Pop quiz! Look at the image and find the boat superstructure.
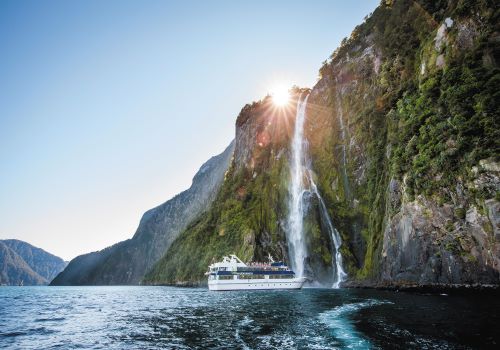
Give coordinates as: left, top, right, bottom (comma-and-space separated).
206, 254, 306, 291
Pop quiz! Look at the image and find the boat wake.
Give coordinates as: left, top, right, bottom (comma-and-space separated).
318, 299, 393, 349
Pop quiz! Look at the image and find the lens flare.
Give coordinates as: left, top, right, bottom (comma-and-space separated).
270, 84, 290, 106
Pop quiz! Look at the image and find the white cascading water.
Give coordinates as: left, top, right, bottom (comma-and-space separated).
286, 94, 310, 278
286, 94, 347, 288
309, 176, 347, 288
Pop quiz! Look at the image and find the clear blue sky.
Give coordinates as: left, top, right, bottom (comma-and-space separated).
0, 0, 379, 260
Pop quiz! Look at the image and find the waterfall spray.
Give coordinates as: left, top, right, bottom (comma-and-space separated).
309, 176, 347, 288
286, 94, 347, 288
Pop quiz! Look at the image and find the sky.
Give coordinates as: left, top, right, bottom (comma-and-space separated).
0, 0, 379, 261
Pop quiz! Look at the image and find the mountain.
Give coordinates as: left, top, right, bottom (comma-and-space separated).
0, 239, 67, 285
51, 141, 235, 285
144, 0, 499, 287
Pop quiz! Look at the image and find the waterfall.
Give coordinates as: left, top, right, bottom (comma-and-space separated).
309, 176, 347, 288
286, 94, 347, 288
286, 94, 310, 278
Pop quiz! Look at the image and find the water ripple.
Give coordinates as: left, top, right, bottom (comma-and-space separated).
0, 287, 498, 349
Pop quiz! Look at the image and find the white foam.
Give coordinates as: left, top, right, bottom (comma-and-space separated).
319, 299, 393, 349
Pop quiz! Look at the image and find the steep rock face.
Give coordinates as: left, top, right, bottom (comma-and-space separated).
51, 142, 234, 285
381, 163, 500, 286
147, 0, 499, 287
0, 240, 66, 285
305, 0, 499, 286
145, 96, 300, 284
146, 91, 351, 286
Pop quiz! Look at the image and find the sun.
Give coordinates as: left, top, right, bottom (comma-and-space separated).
270, 84, 291, 107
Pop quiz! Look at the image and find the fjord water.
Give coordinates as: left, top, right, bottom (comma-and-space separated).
1, 286, 499, 349
286, 95, 346, 287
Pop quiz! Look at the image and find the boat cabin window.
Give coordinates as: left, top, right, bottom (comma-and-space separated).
269, 274, 293, 279
218, 275, 233, 280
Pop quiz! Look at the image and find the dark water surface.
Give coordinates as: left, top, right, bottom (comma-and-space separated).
0, 286, 498, 349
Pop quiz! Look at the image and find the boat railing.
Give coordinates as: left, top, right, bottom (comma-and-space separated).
236, 266, 289, 272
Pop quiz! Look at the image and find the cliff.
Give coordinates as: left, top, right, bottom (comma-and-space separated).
0, 239, 66, 285
145, 0, 499, 287
51, 142, 234, 285
145, 94, 299, 284
306, 0, 499, 287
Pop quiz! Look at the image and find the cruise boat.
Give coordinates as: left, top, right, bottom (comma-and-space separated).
206, 254, 306, 291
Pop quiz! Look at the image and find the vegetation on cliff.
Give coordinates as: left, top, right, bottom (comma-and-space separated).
145, 97, 294, 284
308, 0, 499, 283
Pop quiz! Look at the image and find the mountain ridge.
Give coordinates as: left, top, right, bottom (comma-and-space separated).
51, 141, 235, 285
0, 239, 67, 285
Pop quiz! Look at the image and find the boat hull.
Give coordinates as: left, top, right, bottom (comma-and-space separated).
208, 277, 306, 291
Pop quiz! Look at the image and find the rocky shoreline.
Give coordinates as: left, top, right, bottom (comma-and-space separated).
148, 279, 500, 296
343, 281, 500, 295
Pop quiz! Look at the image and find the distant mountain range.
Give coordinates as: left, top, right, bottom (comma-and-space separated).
51, 141, 235, 285
0, 239, 67, 285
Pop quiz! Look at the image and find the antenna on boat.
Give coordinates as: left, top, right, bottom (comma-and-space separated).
268, 253, 274, 263
230, 254, 245, 264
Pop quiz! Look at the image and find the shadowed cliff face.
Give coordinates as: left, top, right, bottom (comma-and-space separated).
51, 142, 234, 285
147, 0, 499, 287
144, 95, 299, 284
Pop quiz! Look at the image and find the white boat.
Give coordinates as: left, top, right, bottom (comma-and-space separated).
206, 254, 306, 291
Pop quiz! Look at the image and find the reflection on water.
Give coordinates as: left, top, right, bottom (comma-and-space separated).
0, 286, 498, 349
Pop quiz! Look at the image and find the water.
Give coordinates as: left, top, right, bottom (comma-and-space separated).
286, 95, 346, 287
286, 94, 310, 278
310, 177, 347, 288
0, 286, 498, 349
